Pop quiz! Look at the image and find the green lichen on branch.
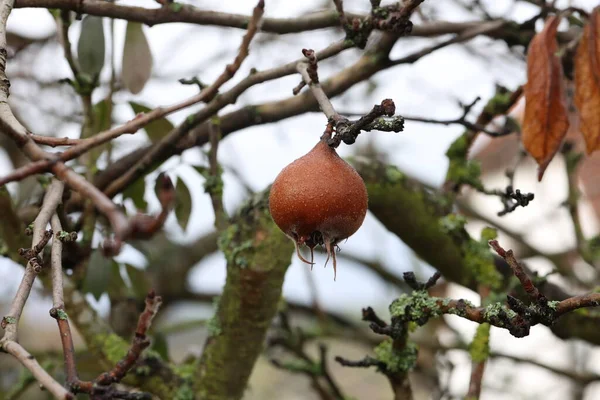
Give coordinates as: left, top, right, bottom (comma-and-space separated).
89, 333, 183, 398
390, 291, 445, 322
206, 295, 222, 336
195, 190, 294, 400
56, 309, 68, 320
482, 302, 518, 322
469, 323, 491, 363
389, 290, 477, 324
483, 87, 513, 116
439, 216, 502, 290
58, 283, 182, 400
374, 339, 418, 374
352, 159, 471, 287
445, 134, 484, 190
172, 363, 195, 400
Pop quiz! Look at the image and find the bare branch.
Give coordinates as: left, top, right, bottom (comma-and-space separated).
2, 179, 64, 341
94, 291, 162, 386
2, 340, 73, 399
0, 179, 70, 399
100, 0, 264, 199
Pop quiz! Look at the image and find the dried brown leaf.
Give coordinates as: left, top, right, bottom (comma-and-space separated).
574, 7, 600, 154
522, 15, 570, 181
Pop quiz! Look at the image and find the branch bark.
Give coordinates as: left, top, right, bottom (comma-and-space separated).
194, 191, 294, 400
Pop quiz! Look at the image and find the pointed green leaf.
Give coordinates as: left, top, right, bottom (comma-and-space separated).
129, 102, 174, 142
124, 263, 151, 300
122, 22, 153, 94
77, 16, 105, 78
175, 178, 192, 232
123, 177, 147, 211
82, 250, 112, 301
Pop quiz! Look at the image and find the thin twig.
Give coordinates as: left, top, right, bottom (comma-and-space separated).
94, 291, 162, 386
489, 240, 543, 302
339, 111, 511, 137
57, 10, 80, 77
332, 0, 347, 27
2, 340, 73, 399
207, 118, 227, 231
1, 41, 350, 190
28, 134, 86, 146
49, 213, 79, 389
0, 0, 130, 238
296, 51, 402, 147
0, 179, 69, 399
296, 55, 337, 120
101, 0, 264, 198
389, 19, 507, 66
1, 179, 64, 341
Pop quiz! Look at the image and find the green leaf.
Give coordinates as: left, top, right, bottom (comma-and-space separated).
82, 250, 112, 301
107, 262, 129, 299
175, 178, 192, 232
123, 177, 147, 211
192, 165, 209, 178
124, 263, 151, 300
92, 98, 112, 134
122, 22, 153, 94
77, 16, 105, 78
151, 332, 169, 360
129, 102, 174, 142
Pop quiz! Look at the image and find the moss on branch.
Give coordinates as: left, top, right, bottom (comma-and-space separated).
352, 158, 600, 345
195, 191, 294, 400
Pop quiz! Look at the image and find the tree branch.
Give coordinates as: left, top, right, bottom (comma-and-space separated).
2, 340, 72, 399
1, 179, 64, 341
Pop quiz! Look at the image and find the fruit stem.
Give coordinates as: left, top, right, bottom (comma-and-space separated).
320, 123, 334, 142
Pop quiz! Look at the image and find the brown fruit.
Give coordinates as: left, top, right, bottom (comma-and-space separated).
269, 136, 368, 280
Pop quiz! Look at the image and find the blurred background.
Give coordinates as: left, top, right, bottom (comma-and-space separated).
1, 0, 599, 399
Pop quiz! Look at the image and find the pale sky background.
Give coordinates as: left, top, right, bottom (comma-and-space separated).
1, 1, 599, 399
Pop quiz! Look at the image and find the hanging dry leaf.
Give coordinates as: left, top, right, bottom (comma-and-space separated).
122, 22, 153, 94
522, 15, 570, 181
574, 7, 600, 154
77, 16, 105, 79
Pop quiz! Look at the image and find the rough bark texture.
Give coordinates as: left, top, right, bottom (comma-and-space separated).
352, 158, 600, 345
351, 158, 468, 285
194, 191, 294, 400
